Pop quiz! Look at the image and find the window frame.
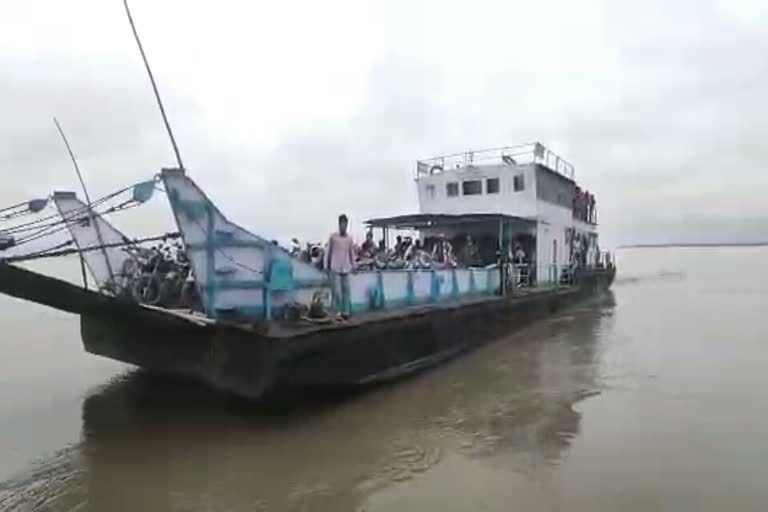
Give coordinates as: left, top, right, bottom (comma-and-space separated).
513, 173, 525, 192
446, 182, 459, 197
462, 179, 483, 196
486, 177, 500, 194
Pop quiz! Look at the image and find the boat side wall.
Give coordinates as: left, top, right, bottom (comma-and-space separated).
79, 268, 614, 399
348, 268, 499, 313
160, 169, 501, 321
272, 268, 614, 391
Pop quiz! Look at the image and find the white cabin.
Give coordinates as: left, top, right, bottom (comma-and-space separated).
413, 142, 599, 284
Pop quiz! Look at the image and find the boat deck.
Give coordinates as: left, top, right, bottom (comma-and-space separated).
267, 286, 575, 338
141, 285, 577, 339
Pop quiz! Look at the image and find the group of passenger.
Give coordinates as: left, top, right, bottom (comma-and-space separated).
292, 226, 488, 273
574, 187, 596, 224
307, 214, 536, 319
570, 231, 590, 268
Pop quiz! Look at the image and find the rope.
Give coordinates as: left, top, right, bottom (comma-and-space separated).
0, 190, 112, 233
1, 208, 44, 222
0, 197, 127, 237
8, 240, 75, 261
0, 200, 31, 215
0, 218, 71, 236
13, 222, 71, 247
2, 232, 180, 264
0, 179, 155, 249
0, 179, 145, 233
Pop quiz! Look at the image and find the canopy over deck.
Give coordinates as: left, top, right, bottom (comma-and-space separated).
365, 213, 536, 231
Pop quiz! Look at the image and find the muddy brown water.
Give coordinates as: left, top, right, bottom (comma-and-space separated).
1, 247, 767, 511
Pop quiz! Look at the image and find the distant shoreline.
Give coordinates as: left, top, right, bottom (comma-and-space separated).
619, 242, 768, 249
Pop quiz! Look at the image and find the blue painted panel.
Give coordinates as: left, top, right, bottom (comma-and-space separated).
186, 240, 266, 251
162, 170, 350, 321
368, 285, 381, 310
268, 259, 294, 291
451, 269, 459, 298
200, 280, 264, 291
430, 271, 444, 302
172, 192, 207, 221
200, 278, 327, 292
377, 271, 386, 308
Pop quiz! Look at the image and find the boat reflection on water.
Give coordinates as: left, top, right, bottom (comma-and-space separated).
0, 293, 614, 512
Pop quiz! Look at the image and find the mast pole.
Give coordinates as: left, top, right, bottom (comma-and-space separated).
123, 0, 185, 170
53, 117, 115, 288
53, 118, 92, 205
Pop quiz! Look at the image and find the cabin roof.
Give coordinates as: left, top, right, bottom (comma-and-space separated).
365, 213, 535, 230
416, 142, 575, 182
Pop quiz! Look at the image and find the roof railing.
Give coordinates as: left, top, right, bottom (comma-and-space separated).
416, 142, 575, 181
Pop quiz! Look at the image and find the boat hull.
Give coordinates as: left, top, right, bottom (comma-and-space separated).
80, 268, 615, 399
0, 261, 614, 400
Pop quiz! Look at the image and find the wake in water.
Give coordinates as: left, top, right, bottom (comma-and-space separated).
613, 270, 686, 286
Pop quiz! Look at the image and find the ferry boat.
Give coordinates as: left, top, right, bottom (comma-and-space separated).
0, 142, 614, 400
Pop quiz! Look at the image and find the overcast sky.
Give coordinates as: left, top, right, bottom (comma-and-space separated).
2, 0, 767, 247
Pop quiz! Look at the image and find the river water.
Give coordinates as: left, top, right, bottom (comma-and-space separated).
0, 247, 766, 511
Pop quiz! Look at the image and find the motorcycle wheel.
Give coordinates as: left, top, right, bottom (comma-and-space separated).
132, 274, 162, 305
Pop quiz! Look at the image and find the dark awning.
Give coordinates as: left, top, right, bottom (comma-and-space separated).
365, 213, 536, 230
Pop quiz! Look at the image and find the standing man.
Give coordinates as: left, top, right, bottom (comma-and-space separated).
324, 214, 355, 319
513, 243, 526, 264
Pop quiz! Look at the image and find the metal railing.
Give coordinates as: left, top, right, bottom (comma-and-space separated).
416, 142, 575, 181
506, 256, 614, 291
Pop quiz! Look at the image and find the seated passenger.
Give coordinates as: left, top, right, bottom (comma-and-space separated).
431, 236, 455, 267
461, 235, 481, 267
394, 235, 404, 258
401, 236, 414, 260
360, 231, 376, 258
290, 238, 301, 256
310, 245, 324, 270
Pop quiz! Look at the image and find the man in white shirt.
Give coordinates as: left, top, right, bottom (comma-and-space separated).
324, 214, 355, 318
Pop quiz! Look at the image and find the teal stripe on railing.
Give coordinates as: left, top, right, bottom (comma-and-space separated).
406, 271, 415, 305
430, 271, 442, 302
187, 239, 266, 251
377, 271, 386, 308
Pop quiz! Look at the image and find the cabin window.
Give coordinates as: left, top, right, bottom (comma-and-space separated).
426, 184, 436, 199
462, 180, 482, 196
513, 174, 525, 192
486, 177, 500, 194
446, 182, 459, 197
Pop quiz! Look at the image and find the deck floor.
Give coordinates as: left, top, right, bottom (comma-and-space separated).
137, 285, 577, 339
267, 286, 575, 338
